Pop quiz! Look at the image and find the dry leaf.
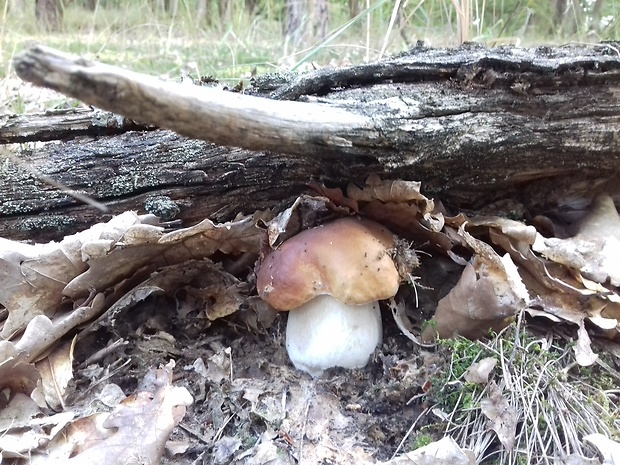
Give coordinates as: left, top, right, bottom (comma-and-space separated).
263, 195, 350, 248
583, 434, 620, 465
532, 194, 620, 286
471, 215, 620, 340
36, 339, 75, 410
348, 174, 432, 209
307, 182, 359, 212
64, 210, 271, 299
10, 293, 105, 364
0, 211, 152, 338
422, 226, 529, 341
0, 393, 41, 431
361, 201, 453, 250
574, 319, 599, 366
0, 410, 73, 459
400, 436, 475, 465
0, 342, 40, 394
463, 357, 497, 384
85, 261, 247, 332
29, 361, 192, 465
480, 381, 517, 451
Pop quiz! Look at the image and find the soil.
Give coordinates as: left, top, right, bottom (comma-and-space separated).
69, 257, 457, 465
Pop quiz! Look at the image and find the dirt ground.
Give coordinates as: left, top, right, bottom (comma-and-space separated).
69, 257, 454, 465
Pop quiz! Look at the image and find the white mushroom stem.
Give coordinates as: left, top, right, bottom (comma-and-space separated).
285, 294, 382, 377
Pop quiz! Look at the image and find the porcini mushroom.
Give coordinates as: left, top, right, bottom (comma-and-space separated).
256, 217, 400, 376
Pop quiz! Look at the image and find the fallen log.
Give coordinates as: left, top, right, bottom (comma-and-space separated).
2, 43, 619, 241
0, 108, 155, 144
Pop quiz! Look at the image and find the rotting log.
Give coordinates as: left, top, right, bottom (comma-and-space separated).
0, 130, 382, 241
2, 43, 620, 242
0, 108, 156, 144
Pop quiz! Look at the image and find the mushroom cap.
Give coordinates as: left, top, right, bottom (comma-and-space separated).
257, 217, 400, 310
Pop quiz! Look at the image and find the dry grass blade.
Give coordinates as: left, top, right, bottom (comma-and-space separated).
432, 317, 618, 464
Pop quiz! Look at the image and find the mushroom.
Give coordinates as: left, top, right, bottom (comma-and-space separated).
256, 217, 400, 376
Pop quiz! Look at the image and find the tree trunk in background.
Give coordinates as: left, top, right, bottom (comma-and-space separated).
246, 0, 260, 16
285, 0, 306, 48
552, 0, 584, 36
160, 0, 178, 16
35, 0, 63, 31
396, 4, 412, 48
197, 0, 207, 24
551, 0, 567, 35
590, 0, 604, 33
312, 0, 328, 42
348, 0, 361, 18
218, 0, 232, 25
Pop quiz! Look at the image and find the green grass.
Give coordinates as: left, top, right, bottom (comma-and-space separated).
427, 318, 619, 463
1, 0, 618, 83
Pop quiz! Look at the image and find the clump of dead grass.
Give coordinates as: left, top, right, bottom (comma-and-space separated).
430, 313, 619, 464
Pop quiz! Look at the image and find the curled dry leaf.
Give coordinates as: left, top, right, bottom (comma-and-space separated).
480, 381, 518, 451
263, 194, 352, 248
347, 174, 431, 209
574, 319, 599, 367
84, 261, 247, 336
533, 194, 620, 287
583, 433, 620, 465
0, 342, 40, 394
64, 210, 271, 299
35, 340, 75, 411
0, 211, 152, 338
392, 436, 475, 465
463, 357, 497, 384
422, 226, 530, 341
471, 214, 620, 341
362, 201, 453, 250
0, 405, 73, 459
28, 361, 192, 465
6, 293, 106, 366
339, 175, 451, 252
388, 298, 436, 348
307, 181, 359, 212
0, 293, 105, 412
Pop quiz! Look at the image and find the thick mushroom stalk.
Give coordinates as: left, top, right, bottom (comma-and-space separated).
285, 295, 382, 376
257, 217, 400, 376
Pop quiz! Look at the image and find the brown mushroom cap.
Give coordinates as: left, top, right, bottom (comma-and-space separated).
257, 217, 400, 310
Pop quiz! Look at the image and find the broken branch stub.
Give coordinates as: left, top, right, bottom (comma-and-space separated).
12, 45, 375, 158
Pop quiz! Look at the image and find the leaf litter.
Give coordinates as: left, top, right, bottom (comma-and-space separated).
0, 175, 619, 464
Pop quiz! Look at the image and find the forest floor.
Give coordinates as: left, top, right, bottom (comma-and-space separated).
1, 51, 619, 465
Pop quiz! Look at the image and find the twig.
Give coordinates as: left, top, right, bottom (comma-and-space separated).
81, 338, 128, 367
298, 400, 311, 464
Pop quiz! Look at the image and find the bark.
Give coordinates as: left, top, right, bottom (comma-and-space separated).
35, 0, 63, 31
3, 43, 620, 242
312, 0, 329, 41
0, 108, 155, 144
348, 0, 361, 19
285, 0, 306, 47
